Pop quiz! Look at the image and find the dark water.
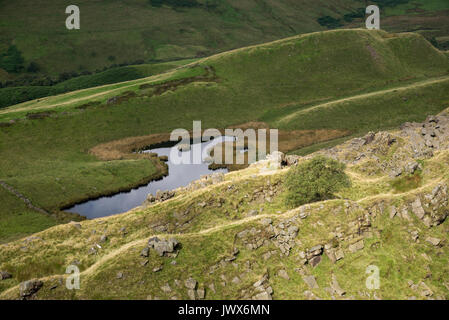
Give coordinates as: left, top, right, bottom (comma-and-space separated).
66, 137, 235, 219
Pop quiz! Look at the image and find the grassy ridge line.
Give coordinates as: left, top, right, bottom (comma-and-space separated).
0, 60, 197, 109
1, 172, 447, 299
2, 29, 447, 119
1, 0, 447, 80
277, 75, 449, 125
0, 0, 365, 77
0, 63, 201, 117
0, 210, 297, 299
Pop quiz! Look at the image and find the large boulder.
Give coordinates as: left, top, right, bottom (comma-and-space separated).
250, 151, 286, 171
148, 237, 179, 256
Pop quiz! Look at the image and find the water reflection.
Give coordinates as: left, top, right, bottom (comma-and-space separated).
67, 136, 235, 219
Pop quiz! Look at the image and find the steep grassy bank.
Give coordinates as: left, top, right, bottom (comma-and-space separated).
1, 114, 449, 299
0, 0, 367, 79
0, 60, 196, 109
1, 0, 448, 84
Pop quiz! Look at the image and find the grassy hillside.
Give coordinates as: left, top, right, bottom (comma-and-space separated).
0, 29, 448, 244
0, 188, 57, 244
1, 114, 448, 299
0, 0, 363, 77
0, 59, 196, 109
1, 0, 448, 82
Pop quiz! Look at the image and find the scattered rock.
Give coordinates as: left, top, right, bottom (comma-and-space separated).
232, 276, 241, 284
187, 289, 196, 300
19, 279, 43, 297
71, 222, 82, 229
411, 198, 426, 220
185, 278, 198, 290
144, 190, 175, 205
390, 206, 397, 219
248, 210, 258, 217
260, 218, 272, 226
148, 237, 179, 256
309, 256, 322, 268
419, 282, 433, 297
0, 271, 12, 280
141, 259, 149, 266
349, 240, 364, 253
197, 288, 206, 299
410, 231, 419, 242
141, 247, 149, 257
331, 274, 346, 296
277, 269, 290, 280
425, 237, 441, 246
161, 283, 172, 293
153, 266, 163, 272
302, 275, 319, 289
253, 291, 272, 300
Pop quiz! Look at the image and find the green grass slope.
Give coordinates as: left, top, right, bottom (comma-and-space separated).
0, 0, 365, 77
0, 60, 196, 109
0, 188, 57, 244
1, 125, 448, 299
0, 29, 448, 243
2, 0, 448, 81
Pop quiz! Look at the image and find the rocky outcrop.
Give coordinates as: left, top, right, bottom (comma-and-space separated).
252, 274, 273, 300
313, 115, 449, 178
147, 237, 179, 257
19, 279, 43, 298
403, 184, 449, 227
182, 172, 225, 192
250, 151, 286, 171
143, 190, 175, 206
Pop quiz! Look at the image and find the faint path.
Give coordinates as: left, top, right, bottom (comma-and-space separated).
1, 172, 446, 298
278, 75, 449, 124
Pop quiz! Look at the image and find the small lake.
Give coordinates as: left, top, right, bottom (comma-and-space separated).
66, 136, 236, 219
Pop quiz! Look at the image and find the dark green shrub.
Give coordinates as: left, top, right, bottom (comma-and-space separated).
284, 156, 350, 207
343, 8, 365, 22
371, 0, 409, 8
317, 16, 343, 29
150, 0, 200, 8
0, 45, 25, 73
26, 62, 40, 73
0, 86, 52, 109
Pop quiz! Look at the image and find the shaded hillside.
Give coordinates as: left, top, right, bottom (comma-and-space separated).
1, 0, 448, 82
